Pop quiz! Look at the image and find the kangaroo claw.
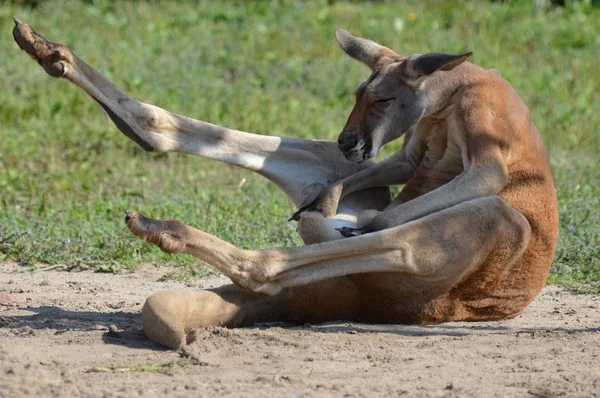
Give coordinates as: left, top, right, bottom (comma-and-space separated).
335, 227, 362, 238
12, 18, 73, 78
289, 205, 309, 222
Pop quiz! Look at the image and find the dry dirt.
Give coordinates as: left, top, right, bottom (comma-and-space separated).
0, 261, 599, 398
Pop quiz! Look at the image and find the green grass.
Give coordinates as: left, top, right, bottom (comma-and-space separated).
86, 358, 202, 375
0, 0, 598, 292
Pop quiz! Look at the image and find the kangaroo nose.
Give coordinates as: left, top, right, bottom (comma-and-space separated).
337, 132, 359, 152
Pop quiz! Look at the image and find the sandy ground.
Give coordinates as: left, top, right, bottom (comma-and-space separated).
0, 262, 599, 398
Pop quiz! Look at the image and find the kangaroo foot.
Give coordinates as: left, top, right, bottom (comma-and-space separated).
12, 18, 76, 78
125, 211, 188, 254
125, 211, 282, 295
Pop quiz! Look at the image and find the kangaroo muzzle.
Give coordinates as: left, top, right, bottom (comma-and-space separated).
337, 130, 371, 163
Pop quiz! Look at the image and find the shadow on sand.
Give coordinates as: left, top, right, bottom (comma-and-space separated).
3, 306, 599, 351
0, 305, 164, 350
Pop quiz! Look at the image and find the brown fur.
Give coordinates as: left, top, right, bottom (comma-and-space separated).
13, 21, 558, 349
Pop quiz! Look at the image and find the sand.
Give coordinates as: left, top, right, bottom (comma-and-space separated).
1, 261, 599, 397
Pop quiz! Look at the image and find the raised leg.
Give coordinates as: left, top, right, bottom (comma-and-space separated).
12, 19, 389, 222
134, 196, 532, 348
127, 196, 531, 294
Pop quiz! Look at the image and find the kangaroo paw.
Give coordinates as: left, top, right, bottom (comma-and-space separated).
125, 211, 187, 254
12, 17, 76, 78
335, 226, 363, 238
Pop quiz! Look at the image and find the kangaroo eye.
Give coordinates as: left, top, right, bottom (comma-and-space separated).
374, 98, 394, 104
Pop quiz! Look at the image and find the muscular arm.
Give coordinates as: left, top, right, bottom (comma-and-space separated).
340, 139, 509, 236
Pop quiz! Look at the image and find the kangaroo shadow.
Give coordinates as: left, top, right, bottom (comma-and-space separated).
4, 306, 598, 351
0, 305, 164, 351
294, 321, 600, 337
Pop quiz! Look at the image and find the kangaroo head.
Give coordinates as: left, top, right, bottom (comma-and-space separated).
335, 29, 472, 163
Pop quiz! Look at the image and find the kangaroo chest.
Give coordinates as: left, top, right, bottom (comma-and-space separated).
395, 116, 466, 204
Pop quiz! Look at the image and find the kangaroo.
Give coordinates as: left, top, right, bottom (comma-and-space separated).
13, 19, 558, 350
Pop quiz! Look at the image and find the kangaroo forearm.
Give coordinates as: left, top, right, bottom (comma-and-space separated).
374, 164, 507, 229
338, 155, 415, 199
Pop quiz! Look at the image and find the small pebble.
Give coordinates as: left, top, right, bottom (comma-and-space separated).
107, 324, 121, 338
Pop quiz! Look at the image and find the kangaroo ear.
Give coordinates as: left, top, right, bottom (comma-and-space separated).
398, 52, 472, 88
335, 28, 398, 70
409, 52, 473, 77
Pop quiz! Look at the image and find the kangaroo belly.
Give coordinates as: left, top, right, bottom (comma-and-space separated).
396, 133, 464, 203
